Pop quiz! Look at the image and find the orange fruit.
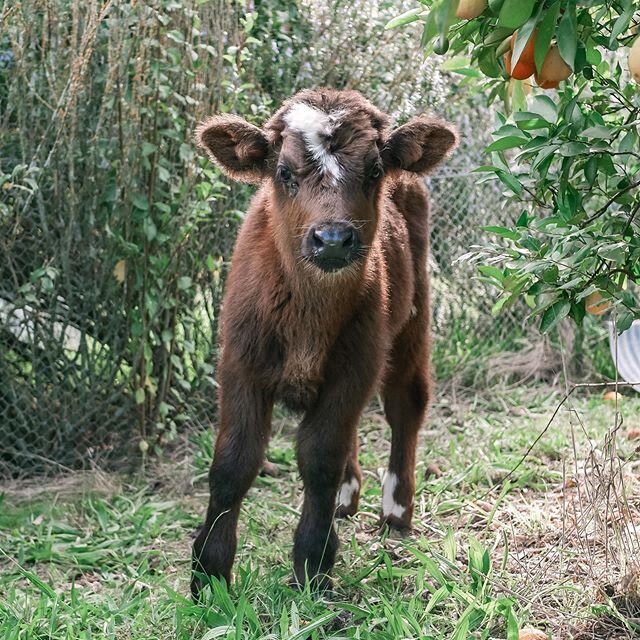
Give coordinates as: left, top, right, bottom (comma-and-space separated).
603, 391, 623, 402
504, 30, 537, 80
456, 0, 487, 20
504, 54, 532, 80
511, 30, 537, 67
585, 291, 611, 316
535, 45, 572, 88
505, 50, 535, 80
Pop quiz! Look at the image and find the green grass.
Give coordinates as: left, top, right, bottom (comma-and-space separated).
2, 389, 640, 639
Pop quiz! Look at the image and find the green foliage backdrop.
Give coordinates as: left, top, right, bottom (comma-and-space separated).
389, 0, 640, 333
1, 0, 606, 476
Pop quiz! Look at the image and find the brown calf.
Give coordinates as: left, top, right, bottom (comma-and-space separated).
192, 88, 457, 596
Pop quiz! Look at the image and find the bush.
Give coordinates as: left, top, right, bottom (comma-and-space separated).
389, 0, 640, 333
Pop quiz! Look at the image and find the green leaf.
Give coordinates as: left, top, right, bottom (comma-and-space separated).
581, 125, 613, 139
558, 141, 588, 156
534, 1, 560, 72
516, 210, 528, 227
21, 568, 56, 599
420, 11, 438, 48
505, 603, 519, 640
477, 47, 503, 78
557, 4, 577, 70
141, 142, 157, 157
513, 111, 552, 130
481, 225, 520, 240
585, 43, 602, 66
616, 311, 635, 334
143, 218, 157, 242
584, 156, 598, 187
288, 612, 336, 640
528, 95, 557, 123
478, 265, 505, 282
135, 388, 145, 405
619, 130, 637, 152
598, 242, 626, 263
486, 136, 527, 152
384, 7, 423, 30
492, 292, 511, 315
497, 0, 535, 30
609, 1, 635, 47
443, 527, 456, 562
452, 609, 471, 640
130, 192, 150, 211
495, 170, 524, 195
511, 7, 542, 69
539, 298, 570, 333
511, 79, 528, 112
425, 586, 451, 614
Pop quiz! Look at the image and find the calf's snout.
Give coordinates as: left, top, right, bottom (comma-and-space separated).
306, 222, 361, 272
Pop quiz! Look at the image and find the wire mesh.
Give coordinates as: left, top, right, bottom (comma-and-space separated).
0, 0, 537, 478
0, 137, 532, 479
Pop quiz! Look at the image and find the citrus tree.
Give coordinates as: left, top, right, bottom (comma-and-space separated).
388, 0, 640, 333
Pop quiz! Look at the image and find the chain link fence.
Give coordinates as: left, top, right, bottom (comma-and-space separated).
427, 112, 535, 386
0, 0, 554, 478
0, 134, 532, 479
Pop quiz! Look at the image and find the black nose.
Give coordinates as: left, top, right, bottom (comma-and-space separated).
308, 223, 360, 271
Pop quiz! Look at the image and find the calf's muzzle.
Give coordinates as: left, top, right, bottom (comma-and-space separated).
306, 221, 361, 272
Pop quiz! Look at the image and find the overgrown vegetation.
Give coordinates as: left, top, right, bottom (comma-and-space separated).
0, 0, 455, 473
389, 0, 640, 332
3, 5, 638, 634
2, 391, 639, 638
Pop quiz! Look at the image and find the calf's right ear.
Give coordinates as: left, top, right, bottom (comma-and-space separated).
196, 115, 270, 183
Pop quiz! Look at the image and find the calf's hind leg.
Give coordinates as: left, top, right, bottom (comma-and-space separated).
335, 429, 362, 519
381, 319, 430, 533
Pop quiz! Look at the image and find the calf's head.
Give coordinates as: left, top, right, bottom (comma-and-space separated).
197, 89, 457, 275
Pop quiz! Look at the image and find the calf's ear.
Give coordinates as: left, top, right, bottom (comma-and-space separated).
381, 117, 458, 175
196, 115, 270, 183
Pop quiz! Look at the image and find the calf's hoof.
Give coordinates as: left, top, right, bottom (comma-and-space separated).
335, 479, 360, 519
191, 531, 232, 601
379, 514, 413, 538
260, 460, 281, 477
190, 562, 232, 601
335, 503, 357, 519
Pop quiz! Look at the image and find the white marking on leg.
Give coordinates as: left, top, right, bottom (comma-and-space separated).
382, 472, 405, 518
283, 102, 345, 182
337, 477, 359, 507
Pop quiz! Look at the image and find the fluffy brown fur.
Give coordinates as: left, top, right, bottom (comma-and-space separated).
192, 88, 458, 597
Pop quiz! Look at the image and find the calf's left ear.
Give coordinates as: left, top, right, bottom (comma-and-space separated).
381, 117, 458, 175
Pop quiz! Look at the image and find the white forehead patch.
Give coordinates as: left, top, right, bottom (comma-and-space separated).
283, 102, 346, 182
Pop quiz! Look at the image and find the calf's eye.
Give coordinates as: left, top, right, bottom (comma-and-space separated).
278, 166, 293, 183
370, 163, 383, 180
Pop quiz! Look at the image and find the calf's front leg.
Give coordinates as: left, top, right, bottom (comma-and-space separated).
191, 376, 272, 598
293, 321, 383, 588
